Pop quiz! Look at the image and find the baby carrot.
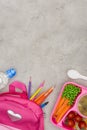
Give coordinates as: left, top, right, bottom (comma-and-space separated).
53, 96, 66, 116
55, 98, 69, 115
55, 105, 71, 123
53, 98, 70, 123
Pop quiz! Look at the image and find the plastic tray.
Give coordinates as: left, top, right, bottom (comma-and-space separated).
50, 82, 87, 130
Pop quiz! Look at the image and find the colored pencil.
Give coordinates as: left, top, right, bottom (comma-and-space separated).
34, 86, 55, 105
28, 77, 32, 99
40, 101, 49, 108
30, 81, 45, 100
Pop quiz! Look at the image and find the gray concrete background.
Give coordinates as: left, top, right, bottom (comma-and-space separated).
0, 0, 87, 129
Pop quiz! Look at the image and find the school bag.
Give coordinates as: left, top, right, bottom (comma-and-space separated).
0, 81, 44, 130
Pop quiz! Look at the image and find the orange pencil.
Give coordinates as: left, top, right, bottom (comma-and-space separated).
34, 92, 46, 101
34, 86, 55, 105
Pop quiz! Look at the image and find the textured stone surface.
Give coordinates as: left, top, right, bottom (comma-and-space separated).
0, 0, 87, 129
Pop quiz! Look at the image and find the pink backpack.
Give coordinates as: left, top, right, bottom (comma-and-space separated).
0, 81, 44, 130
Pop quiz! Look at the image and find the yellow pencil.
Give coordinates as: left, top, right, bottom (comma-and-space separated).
30, 81, 45, 100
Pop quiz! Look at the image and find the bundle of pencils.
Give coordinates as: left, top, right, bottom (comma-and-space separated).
28, 78, 55, 108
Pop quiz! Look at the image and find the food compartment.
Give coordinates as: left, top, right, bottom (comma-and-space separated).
51, 82, 82, 125
62, 110, 87, 130
77, 94, 87, 118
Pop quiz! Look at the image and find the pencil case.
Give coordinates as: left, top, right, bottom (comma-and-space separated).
51, 82, 87, 130
0, 81, 44, 130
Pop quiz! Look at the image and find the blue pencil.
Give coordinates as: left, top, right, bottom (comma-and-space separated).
40, 101, 49, 108
28, 77, 32, 99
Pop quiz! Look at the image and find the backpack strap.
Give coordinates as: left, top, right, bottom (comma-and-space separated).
9, 81, 28, 99
39, 114, 44, 130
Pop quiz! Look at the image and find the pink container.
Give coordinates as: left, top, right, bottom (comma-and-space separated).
50, 82, 87, 130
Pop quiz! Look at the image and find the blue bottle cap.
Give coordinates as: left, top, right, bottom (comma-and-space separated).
6, 68, 16, 78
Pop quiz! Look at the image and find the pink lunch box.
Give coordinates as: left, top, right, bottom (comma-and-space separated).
50, 82, 87, 130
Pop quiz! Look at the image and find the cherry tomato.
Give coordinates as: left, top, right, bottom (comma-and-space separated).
65, 119, 75, 128
75, 114, 82, 122
78, 121, 86, 129
67, 111, 75, 119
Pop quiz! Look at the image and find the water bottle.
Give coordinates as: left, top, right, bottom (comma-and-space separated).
0, 68, 16, 89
